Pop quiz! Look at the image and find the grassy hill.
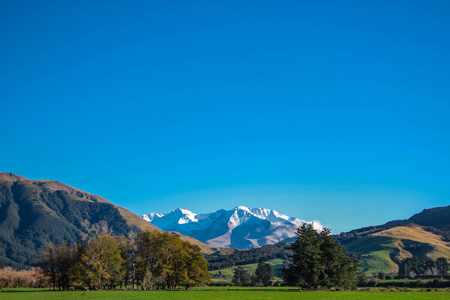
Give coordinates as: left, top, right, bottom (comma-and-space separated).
0, 173, 215, 268
336, 224, 450, 274
206, 205, 450, 276
335, 206, 450, 274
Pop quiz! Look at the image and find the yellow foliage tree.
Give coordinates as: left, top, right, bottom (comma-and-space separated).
135, 231, 211, 290
74, 236, 125, 290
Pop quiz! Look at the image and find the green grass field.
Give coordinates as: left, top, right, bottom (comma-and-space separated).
1, 287, 449, 300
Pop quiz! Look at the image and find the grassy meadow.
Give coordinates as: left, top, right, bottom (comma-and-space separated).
1, 287, 449, 300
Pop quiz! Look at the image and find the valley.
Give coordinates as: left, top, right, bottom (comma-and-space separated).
0, 172, 449, 278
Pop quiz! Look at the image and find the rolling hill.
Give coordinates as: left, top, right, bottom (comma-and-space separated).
205, 205, 450, 275
0, 173, 214, 268
334, 205, 450, 274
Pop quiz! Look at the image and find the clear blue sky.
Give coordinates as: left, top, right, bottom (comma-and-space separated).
1, 0, 449, 232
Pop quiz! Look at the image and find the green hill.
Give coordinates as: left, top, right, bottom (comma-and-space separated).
0, 173, 214, 268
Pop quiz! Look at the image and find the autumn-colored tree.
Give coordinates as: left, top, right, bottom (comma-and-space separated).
134, 231, 210, 290
114, 235, 134, 288
183, 242, 211, 289
73, 235, 125, 290
134, 230, 160, 290
37, 232, 210, 290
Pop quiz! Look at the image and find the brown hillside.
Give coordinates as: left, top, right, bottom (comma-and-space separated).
0, 173, 215, 268
373, 225, 450, 261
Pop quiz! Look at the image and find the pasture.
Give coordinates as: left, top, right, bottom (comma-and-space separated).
1, 287, 449, 300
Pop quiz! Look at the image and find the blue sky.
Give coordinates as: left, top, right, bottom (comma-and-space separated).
1, 1, 449, 232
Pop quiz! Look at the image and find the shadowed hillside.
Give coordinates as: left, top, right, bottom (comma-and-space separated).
0, 173, 214, 268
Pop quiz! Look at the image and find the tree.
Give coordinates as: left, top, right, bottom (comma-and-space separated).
37, 243, 77, 290
72, 236, 125, 290
255, 262, 274, 286
282, 223, 358, 289
114, 236, 133, 288
282, 223, 322, 289
134, 231, 210, 290
37, 232, 210, 291
436, 257, 448, 277
398, 257, 433, 278
183, 242, 211, 289
318, 228, 359, 288
232, 266, 252, 286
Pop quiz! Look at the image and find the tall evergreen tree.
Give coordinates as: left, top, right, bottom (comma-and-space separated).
282, 223, 322, 289
282, 223, 358, 289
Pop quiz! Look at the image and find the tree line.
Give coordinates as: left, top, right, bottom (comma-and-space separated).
15, 222, 449, 291
37, 231, 211, 291
206, 243, 289, 270
398, 256, 449, 278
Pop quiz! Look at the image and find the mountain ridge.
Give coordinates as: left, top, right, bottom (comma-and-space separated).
142, 206, 323, 249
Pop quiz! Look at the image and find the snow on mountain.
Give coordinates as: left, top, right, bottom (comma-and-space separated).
141, 206, 322, 249
142, 212, 166, 222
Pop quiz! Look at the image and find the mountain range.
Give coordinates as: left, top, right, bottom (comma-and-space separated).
142, 206, 323, 249
1, 172, 449, 275
0, 173, 214, 268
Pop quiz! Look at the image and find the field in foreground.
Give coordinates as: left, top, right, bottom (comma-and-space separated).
1, 287, 449, 300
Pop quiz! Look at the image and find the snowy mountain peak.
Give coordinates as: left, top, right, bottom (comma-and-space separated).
172, 208, 194, 214
142, 212, 166, 222
235, 205, 250, 211
142, 206, 323, 249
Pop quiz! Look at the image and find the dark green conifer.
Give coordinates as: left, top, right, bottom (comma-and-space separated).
282, 223, 358, 289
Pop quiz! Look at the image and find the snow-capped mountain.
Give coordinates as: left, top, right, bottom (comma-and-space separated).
142, 206, 323, 249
